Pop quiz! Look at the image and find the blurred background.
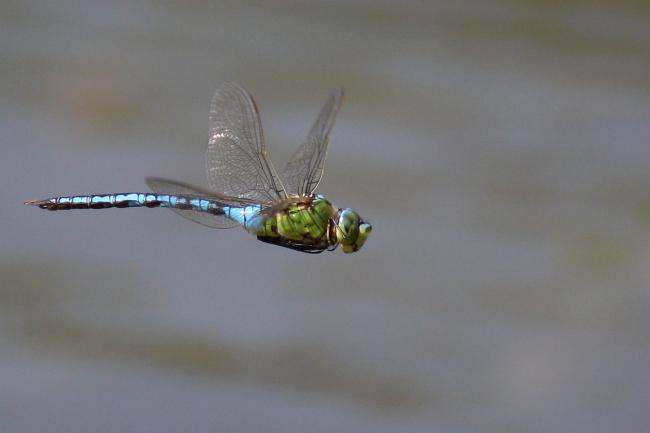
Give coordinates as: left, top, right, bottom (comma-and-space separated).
2, 1, 649, 432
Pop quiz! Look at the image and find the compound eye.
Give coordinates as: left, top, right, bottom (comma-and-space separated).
340, 209, 359, 231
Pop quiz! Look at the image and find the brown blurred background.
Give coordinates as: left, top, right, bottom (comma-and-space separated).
1, 1, 649, 432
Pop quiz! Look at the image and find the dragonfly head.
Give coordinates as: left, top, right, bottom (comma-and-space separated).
336, 208, 372, 253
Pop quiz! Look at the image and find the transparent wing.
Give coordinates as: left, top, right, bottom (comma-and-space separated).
281, 87, 345, 196
146, 177, 246, 229
206, 82, 287, 204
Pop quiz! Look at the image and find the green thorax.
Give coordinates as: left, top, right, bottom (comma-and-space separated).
256, 195, 336, 249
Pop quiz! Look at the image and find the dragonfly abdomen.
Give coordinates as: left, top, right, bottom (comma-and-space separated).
25, 193, 228, 215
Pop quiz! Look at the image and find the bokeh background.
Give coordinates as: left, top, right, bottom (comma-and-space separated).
2, 1, 650, 432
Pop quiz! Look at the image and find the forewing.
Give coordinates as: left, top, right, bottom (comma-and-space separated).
146, 177, 241, 229
206, 82, 287, 203
281, 87, 344, 196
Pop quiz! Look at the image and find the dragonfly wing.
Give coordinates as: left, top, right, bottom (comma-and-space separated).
145, 177, 241, 228
206, 82, 287, 203
281, 87, 344, 196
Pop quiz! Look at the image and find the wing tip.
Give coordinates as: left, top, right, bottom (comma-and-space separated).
218, 81, 247, 94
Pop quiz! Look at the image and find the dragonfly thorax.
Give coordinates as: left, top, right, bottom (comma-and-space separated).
254, 195, 338, 253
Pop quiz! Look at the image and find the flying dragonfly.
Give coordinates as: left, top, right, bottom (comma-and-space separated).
26, 83, 372, 253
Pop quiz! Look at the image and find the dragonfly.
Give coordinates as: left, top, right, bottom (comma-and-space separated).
26, 82, 372, 253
